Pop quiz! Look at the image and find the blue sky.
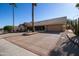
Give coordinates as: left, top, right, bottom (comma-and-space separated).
0, 3, 78, 28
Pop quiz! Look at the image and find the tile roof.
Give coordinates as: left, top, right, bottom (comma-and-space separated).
28, 16, 67, 26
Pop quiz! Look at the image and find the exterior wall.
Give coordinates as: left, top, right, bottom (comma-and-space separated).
45, 24, 65, 32
23, 24, 66, 32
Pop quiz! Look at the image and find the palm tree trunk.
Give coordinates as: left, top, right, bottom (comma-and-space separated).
32, 4, 35, 32
13, 6, 15, 32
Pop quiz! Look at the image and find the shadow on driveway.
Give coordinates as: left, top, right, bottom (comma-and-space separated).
38, 31, 61, 34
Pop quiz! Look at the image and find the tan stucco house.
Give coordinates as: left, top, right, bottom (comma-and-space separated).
26, 16, 67, 32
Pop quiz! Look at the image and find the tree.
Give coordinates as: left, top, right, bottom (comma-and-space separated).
9, 3, 16, 32
66, 19, 72, 29
70, 19, 79, 36
74, 3, 79, 36
32, 3, 37, 32
76, 3, 79, 9
3, 25, 14, 33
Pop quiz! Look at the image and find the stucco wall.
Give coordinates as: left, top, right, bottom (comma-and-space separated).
45, 24, 65, 32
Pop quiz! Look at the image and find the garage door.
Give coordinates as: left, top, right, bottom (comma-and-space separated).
46, 25, 63, 32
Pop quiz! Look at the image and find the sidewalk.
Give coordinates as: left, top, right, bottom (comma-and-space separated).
0, 39, 38, 56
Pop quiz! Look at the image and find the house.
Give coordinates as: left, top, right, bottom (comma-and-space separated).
18, 16, 67, 32
27, 16, 67, 32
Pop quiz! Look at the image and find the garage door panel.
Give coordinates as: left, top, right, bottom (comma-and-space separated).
46, 25, 63, 32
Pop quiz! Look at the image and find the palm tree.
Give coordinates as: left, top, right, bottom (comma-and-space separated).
9, 3, 16, 32
76, 3, 79, 9
32, 3, 37, 32
75, 3, 79, 35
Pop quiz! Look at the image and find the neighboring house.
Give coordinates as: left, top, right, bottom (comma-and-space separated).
18, 22, 28, 32
0, 28, 4, 34
18, 16, 67, 32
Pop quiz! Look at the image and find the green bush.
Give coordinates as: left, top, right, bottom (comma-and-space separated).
3, 25, 14, 33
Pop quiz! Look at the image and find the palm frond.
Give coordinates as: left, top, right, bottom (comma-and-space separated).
9, 3, 16, 7
75, 3, 79, 9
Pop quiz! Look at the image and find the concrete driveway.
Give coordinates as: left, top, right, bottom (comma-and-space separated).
0, 39, 37, 56
5, 32, 60, 56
